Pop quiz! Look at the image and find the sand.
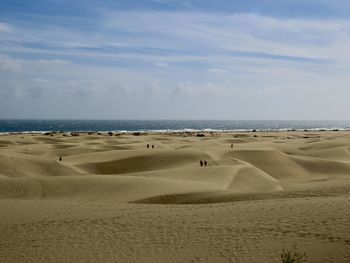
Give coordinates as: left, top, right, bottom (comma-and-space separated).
0, 131, 350, 262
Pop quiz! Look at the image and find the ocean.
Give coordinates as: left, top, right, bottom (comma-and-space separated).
1, 119, 350, 133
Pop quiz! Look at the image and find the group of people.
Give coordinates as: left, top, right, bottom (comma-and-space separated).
200, 160, 208, 167
146, 144, 155, 149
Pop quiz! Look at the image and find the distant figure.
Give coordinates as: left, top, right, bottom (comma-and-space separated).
59, 156, 62, 162
204, 160, 207, 167
147, 144, 149, 149
152, 145, 155, 149
200, 160, 203, 167
231, 143, 233, 148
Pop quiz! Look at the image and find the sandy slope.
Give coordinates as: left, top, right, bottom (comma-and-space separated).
0, 131, 350, 262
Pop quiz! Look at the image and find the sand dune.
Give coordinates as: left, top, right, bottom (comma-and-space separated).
0, 175, 217, 202
77, 150, 212, 175
0, 132, 350, 262
290, 154, 350, 175
302, 147, 350, 161
1, 132, 349, 200
0, 153, 78, 178
223, 148, 309, 179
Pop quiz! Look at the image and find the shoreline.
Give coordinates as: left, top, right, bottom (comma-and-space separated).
1, 128, 349, 136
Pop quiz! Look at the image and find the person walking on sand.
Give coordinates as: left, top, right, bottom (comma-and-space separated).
152, 144, 155, 149
231, 143, 233, 148
204, 160, 207, 167
59, 156, 62, 162
147, 144, 149, 149
200, 160, 203, 167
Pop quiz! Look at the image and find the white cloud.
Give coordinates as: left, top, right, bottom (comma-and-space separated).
60, 80, 99, 98
2, 10, 350, 119
0, 23, 11, 32
0, 55, 22, 72
208, 68, 227, 73
152, 0, 171, 5
4, 12, 349, 69
180, 2, 192, 8
103, 11, 350, 64
37, 59, 68, 66
0, 84, 18, 98
173, 81, 227, 96
154, 62, 168, 67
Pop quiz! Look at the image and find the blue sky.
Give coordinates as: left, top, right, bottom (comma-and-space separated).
1, 0, 350, 119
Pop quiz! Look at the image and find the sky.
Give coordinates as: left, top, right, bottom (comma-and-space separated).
1, 0, 350, 120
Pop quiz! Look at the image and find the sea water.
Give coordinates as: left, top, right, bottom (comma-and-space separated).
1, 119, 350, 133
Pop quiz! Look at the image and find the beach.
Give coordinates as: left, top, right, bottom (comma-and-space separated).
0, 131, 350, 262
